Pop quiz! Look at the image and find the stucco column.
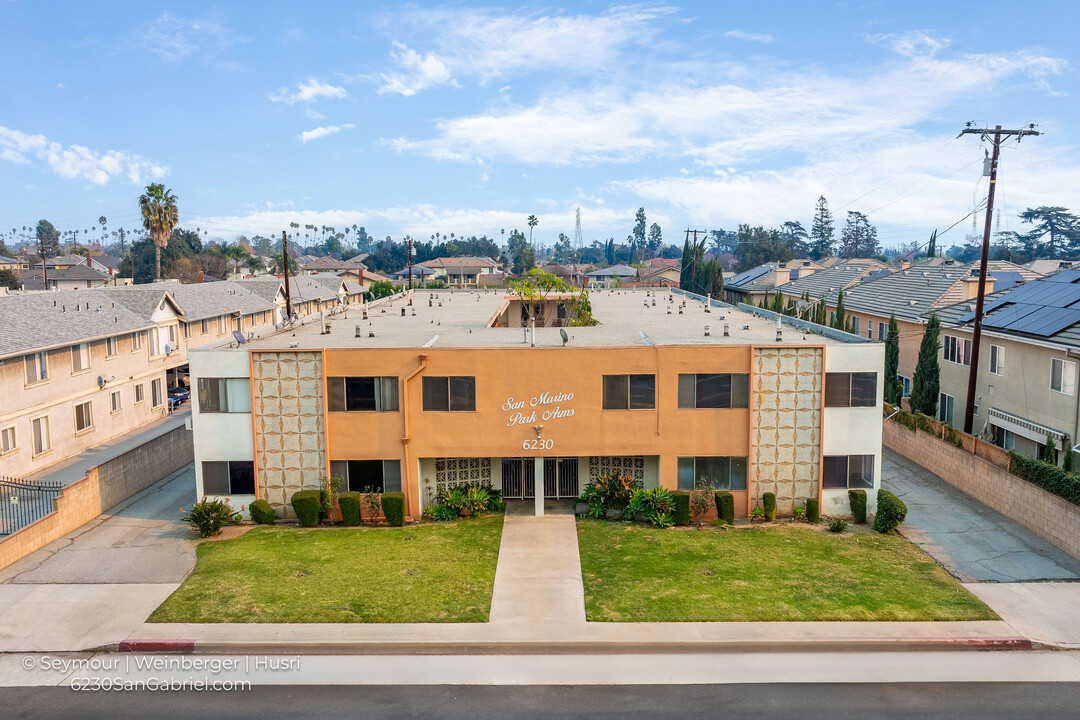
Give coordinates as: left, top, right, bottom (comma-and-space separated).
534, 456, 544, 517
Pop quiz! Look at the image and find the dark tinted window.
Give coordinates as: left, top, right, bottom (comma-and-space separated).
822, 456, 848, 488
346, 377, 376, 411
850, 373, 877, 407
679, 373, 749, 409
629, 374, 655, 409
824, 373, 851, 407
228, 461, 255, 494
449, 376, 476, 411
603, 374, 655, 410
602, 375, 628, 409
422, 377, 449, 411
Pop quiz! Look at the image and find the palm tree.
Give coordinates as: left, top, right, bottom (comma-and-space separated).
139, 183, 179, 281
98, 216, 107, 244
527, 215, 539, 248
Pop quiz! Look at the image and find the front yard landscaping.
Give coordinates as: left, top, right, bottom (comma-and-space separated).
150, 514, 503, 623
577, 521, 997, 622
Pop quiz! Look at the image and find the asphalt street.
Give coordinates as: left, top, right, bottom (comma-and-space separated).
7, 683, 1080, 719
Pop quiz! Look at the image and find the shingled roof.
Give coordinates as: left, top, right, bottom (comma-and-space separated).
779, 260, 886, 300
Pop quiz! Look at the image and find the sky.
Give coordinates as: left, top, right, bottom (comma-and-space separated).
1, 0, 1079, 253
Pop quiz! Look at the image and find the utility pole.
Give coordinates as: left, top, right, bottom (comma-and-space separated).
72, 229, 79, 254
281, 230, 293, 320
960, 123, 1040, 434
406, 235, 413, 291
685, 228, 707, 295
38, 232, 48, 290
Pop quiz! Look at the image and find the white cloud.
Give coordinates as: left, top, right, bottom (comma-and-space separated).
269, 78, 348, 105
724, 30, 774, 43
0, 126, 168, 185
299, 124, 354, 144
304, 108, 326, 120
375, 5, 677, 95
186, 204, 640, 243
135, 13, 247, 63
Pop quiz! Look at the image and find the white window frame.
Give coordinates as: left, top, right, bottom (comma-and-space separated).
151, 378, 163, 408
110, 390, 122, 413
167, 324, 177, 345
1050, 357, 1076, 396
898, 375, 912, 398
148, 327, 161, 358
201, 319, 208, 334
218, 316, 228, 335
134, 383, 145, 404
989, 345, 1004, 376
943, 335, 971, 366
106, 336, 118, 358
938, 392, 955, 426
71, 342, 91, 374
25, 351, 48, 385
877, 322, 887, 341
131, 331, 143, 353
31, 415, 51, 456
74, 401, 94, 433
0, 426, 15, 455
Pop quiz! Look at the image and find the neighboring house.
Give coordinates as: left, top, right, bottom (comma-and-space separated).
932, 269, 1080, 462
188, 289, 883, 524
235, 275, 351, 322
391, 266, 437, 284
638, 265, 681, 287
416, 256, 502, 287
301, 256, 355, 273
724, 259, 826, 306
44, 265, 112, 291
1024, 259, 1075, 277
823, 259, 1041, 395
775, 259, 887, 307
0, 255, 28, 271
585, 265, 638, 286
307, 275, 367, 304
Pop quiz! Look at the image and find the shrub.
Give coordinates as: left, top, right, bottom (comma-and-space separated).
762, 492, 776, 521
1009, 451, 1080, 507
382, 492, 406, 527
338, 492, 361, 526
828, 517, 849, 533
714, 491, 735, 525
591, 472, 641, 511
643, 486, 674, 515
442, 487, 468, 514
873, 490, 908, 533
848, 489, 867, 524
671, 491, 691, 526
249, 499, 275, 525
291, 490, 322, 527
423, 504, 457, 522
321, 475, 344, 520
181, 498, 240, 538
750, 506, 766, 521
792, 505, 805, 521
648, 509, 674, 529
805, 498, 820, 523
363, 489, 383, 523
626, 488, 647, 519
690, 488, 714, 527
465, 486, 491, 515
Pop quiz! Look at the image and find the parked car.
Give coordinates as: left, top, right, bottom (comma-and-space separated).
167, 386, 190, 405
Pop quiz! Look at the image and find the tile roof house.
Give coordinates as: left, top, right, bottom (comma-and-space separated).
775, 259, 886, 304
585, 265, 638, 285
724, 259, 827, 304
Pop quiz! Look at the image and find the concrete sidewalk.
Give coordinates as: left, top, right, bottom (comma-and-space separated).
24, 408, 191, 487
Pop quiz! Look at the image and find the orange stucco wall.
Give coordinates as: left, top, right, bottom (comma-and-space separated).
322, 345, 758, 517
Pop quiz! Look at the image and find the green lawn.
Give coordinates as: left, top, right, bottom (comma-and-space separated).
150, 515, 503, 623
577, 521, 997, 622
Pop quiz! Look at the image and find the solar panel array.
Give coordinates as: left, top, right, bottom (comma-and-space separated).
728, 265, 772, 287
956, 270, 1080, 337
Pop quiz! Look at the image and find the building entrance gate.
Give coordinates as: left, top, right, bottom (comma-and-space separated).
502, 457, 579, 499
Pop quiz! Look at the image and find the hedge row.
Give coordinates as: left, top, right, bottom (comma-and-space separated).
1009, 451, 1080, 507
671, 491, 691, 526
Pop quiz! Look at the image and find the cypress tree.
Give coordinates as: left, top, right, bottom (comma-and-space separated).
910, 313, 941, 417
1044, 435, 1057, 465
679, 237, 691, 290
1063, 434, 1074, 472
884, 315, 903, 404
832, 291, 846, 330
771, 290, 785, 313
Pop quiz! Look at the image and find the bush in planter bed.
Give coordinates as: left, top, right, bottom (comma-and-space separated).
714, 491, 735, 525
249, 499, 275, 525
762, 492, 776, 522
848, 489, 867, 524
291, 490, 322, 527
671, 491, 691, 526
873, 490, 908, 533
805, 498, 820, 523
381, 492, 406, 527
338, 492, 361, 526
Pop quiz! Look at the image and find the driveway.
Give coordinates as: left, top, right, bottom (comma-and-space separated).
0, 464, 197, 651
882, 448, 1080, 583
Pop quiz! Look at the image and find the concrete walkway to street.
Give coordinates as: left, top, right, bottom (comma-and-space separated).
23, 407, 190, 487
489, 501, 586, 626
0, 465, 197, 652
882, 448, 1080, 583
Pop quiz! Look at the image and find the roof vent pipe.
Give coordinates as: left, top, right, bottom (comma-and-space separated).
723, 323, 730, 337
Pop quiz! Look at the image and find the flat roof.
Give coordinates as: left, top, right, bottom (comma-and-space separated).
233, 288, 857, 351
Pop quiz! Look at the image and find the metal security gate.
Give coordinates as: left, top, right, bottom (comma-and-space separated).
0, 476, 63, 536
543, 458, 579, 499
501, 458, 535, 499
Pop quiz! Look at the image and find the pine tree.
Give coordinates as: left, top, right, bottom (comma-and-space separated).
910, 313, 941, 417
884, 315, 903, 404
809, 196, 835, 260
832, 291, 846, 330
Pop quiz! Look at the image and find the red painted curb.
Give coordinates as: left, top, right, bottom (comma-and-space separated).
118, 639, 196, 652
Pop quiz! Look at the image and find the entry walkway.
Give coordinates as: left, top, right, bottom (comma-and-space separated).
489, 501, 586, 625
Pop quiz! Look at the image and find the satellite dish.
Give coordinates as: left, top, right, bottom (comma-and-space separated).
97, 375, 105, 390
164, 343, 173, 355
795, 300, 812, 313
560, 328, 569, 346
232, 330, 247, 345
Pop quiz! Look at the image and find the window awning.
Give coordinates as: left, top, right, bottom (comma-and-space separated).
987, 407, 1065, 444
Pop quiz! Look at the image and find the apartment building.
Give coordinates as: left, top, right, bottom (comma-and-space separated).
933, 269, 1080, 461
0, 277, 365, 479
416, 256, 503, 287
723, 259, 827, 306
189, 288, 884, 522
